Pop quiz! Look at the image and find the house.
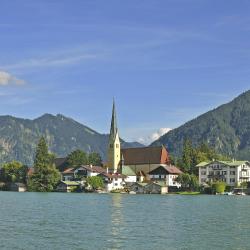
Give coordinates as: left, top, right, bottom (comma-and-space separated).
76, 165, 106, 178
9, 183, 27, 192
148, 165, 182, 188
144, 182, 168, 194
197, 160, 250, 186
56, 181, 81, 192
62, 168, 76, 181
128, 182, 148, 194
121, 166, 137, 183
98, 172, 126, 192
121, 146, 170, 179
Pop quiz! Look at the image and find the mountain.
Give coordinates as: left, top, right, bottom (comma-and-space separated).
151, 90, 250, 160
0, 114, 143, 166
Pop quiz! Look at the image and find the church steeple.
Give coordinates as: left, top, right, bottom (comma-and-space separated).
107, 99, 121, 173
110, 99, 118, 140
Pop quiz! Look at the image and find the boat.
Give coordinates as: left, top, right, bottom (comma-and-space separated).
235, 192, 246, 196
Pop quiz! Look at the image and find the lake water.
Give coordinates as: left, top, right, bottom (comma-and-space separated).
0, 192, 249, 250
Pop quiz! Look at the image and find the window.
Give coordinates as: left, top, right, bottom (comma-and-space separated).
230, 171, 235, 175
116, 144, 119, 148
201, 171, 206, 175
230, 178, 235, 183
222, 171, 227, 175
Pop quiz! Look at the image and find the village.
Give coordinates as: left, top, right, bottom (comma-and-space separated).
1, 101, 250, 195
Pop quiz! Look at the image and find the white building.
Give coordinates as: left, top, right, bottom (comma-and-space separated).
148, 165, 183, 188
197, 160, 250, 186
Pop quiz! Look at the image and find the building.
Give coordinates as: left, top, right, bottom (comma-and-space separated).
121, 166, 137, 183
107, 100, 121, 173
9, 183, 27, 192
148, 165, 182, 188
121, 146, 170, 179
197, 160, 250, 186
56, 181, 81, 192
98, 172, 126, 192
144, 182, 168, 194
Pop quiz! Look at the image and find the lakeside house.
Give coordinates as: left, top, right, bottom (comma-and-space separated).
9, 183, 27, 192
56, 181, 81, 192
196, 160, 250, 187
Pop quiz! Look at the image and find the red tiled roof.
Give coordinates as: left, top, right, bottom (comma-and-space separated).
148, 165, 182, 175
79, 165, 106, 174
164, 166, 183, 174
62, 168, 75, 174
121, 146, 169, 165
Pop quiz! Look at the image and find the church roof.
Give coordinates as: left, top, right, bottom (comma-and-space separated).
121, 146, 169, 165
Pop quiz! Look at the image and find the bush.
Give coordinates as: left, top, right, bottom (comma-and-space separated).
212, 182, 226, 194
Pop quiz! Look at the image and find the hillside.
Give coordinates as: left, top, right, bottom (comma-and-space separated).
0, 114, 142, 166
151, 90, 250, 160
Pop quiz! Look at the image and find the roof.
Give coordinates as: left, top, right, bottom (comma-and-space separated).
148, 165, 182, 175
62, 168, 75, 174
12, 183, 26, 187
146, 181, 167, 188
196, 160, 249, 167
121, 146, 169, 165
122, 166, 136, 176
79, 165, 106, 174
109, 100, 118, 141
99, 172, 126, 179
61, 181, 80, 186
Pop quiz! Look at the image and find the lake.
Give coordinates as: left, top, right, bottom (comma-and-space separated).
0, 192, 249, 250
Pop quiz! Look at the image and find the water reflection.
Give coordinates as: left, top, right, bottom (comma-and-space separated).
108, 194, 125, 249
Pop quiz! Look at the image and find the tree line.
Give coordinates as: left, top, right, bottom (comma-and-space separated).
0, 137, 103, 192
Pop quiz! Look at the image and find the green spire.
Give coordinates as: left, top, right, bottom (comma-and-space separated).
110, 99, 118, 139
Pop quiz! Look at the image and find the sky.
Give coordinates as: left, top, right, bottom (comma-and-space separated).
0, 0, 250, 145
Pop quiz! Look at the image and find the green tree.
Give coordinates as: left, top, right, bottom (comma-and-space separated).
86, 176, 104, 190
176, 173, 199, 191
28, 137, 60, 192
212, 182, 226, 194
88, 152, 102, 166
2, 161, 28, 183
182, 139, 194, 173
67, 150, 88, 166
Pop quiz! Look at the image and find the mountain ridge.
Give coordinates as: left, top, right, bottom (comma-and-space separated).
0, 113, 143, 166
151, 90, 250, 160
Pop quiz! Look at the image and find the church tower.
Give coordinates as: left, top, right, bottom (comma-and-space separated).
107, 100, 121, 173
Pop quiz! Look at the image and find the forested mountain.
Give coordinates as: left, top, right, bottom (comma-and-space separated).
152, 90, 250, 160
0, 114, 142, 166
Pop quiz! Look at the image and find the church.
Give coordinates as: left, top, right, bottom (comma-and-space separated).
107, 100, 182, 189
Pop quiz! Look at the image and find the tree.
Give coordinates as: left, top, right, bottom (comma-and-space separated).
86, 176, 104, 190
67, 150, 88, 166
176, 173, 199, 191
1, 161, 28, 183
28, 137, 60, 192
182, 139, 194, 173
212, 182, 226, 194
88, 152, 102, 166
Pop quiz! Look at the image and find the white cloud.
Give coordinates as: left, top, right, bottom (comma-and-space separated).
2, 53, 98, 70
138, 128, 172, 145
0, 71, 25, 86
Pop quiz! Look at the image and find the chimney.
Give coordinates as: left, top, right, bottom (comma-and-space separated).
106, 167, 109, 174
90, 164, 93, 169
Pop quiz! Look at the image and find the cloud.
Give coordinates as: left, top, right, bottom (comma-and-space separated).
138, 128, 172, 145
3, 53, 97, 70
0, 71, 25, 86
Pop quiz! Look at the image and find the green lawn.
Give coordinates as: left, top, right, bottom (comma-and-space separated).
175, 191, 201, 195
